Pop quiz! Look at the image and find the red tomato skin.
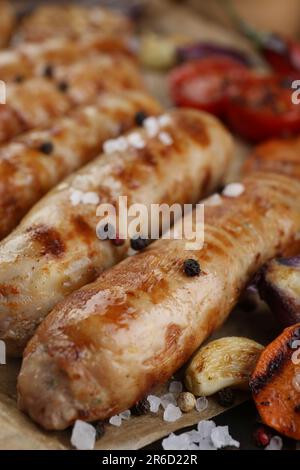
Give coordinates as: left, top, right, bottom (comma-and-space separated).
168, 58, 249, 116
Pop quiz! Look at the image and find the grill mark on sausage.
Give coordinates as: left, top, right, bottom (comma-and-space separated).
71, 214, 94, 241
174, 113, 210, 147
27, 224, 65, 257
0, 284, 19, 297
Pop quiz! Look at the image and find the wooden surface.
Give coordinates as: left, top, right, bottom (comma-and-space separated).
0, 0, 276, 450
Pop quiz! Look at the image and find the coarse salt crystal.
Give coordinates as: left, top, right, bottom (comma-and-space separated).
198, 437, 217, 451
158, 114, 172, 127
204, 193, 223, 206
163, 404, 182, 422
197, 420, 216, 437
162, 433, 190, 451
70, 189, 99, 206
222, 182, 245, 198
109, 415, 122, 427
82, 192, 100, 205
169, 381, 183, 394
103, 139, 117, 154
211, 425, 240, 449
119, 409, 131, 420
265, 436, 283, 451
158, 131, 173, 146
161, 392, 177, 409
144, 116, 159, 138
103, 136, 128, 154
195, 396, 208, 412
71, 420, 96, 450
70, 189, 83, 206
147, 395, 161, 413
127, 132, 145, 149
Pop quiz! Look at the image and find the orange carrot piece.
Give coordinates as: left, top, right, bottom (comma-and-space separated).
250, 323, 300, 440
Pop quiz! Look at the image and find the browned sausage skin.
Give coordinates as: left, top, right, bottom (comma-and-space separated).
0, 91, 162, 240
18, 167, 300, 429
0, 109, 233, 357
0, 55, 143, 144
0, 1, 15, 48
12, 5, 132, 44
0, 34, 136, 83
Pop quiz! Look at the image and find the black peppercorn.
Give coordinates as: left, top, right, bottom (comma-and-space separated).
14, 75, 24, 83
38, 141, 54, 155
217, 388, 235, 407
130, 237, 150, 251
131, 398, 150, 416
57, 80, 69, 93
43, 64, 54, 79
183, 258, 200, 277
95, 421, 105, 440
135, 110, 148, 126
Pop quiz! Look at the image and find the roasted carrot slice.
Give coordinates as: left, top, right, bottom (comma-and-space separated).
250, 323, 300, 440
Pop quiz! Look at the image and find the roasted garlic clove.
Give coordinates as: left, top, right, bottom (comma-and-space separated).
185, 337, 264, 396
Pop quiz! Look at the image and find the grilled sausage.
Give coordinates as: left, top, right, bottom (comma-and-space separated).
0, 109, 233, 356
18, 168, 300, 429
12, 4, 131, 44
0, 55, 143, 144
0, 90, 161, 240
0, 34, 135, 83
244, 136, 300, 181
0, 1, 15, 48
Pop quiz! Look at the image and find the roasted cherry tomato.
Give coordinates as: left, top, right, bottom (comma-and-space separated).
168, 57, 249, 116
225, 75, 300, 142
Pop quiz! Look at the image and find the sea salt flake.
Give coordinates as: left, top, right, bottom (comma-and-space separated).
211, 425, 240, 449
144, 116, 159, 138
127, 132, 145, 149
161, 392, 177, 409
163, 404, 182, 422
71, 420, 96, 450
204, 193, 223, 206
198, 437, 217, 451
222, 182, 245, 198
162, 433, 190, 450
196, 396, 208, 412
169, 381, 183, 393
197, 420, 216, 437
119, 409, 131, 420
103, 139, 117, 154
265, 436, 283, 451
109, 415, 122, 427
158, 131, 173, 146
82, 192, 100, 205
158, 114, 172, 127
70, 189, 83, 206
147, 395, 161, 413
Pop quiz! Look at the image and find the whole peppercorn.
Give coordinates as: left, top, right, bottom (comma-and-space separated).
183, 258, 201, 277
130, 237, 151, 251
57, 80, 69, 93
38, 141, 54, 155
253, 426, 271, 448
135, 110, 148, 126
14, 74, 24, 83
131, 398, 150, 416
43, 64, 54, 79
177, 392, 196, 413
217, 388, 235, 407
95, 421, 106, 440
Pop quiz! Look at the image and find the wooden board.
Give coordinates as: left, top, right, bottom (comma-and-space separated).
0, 0, 275, 450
